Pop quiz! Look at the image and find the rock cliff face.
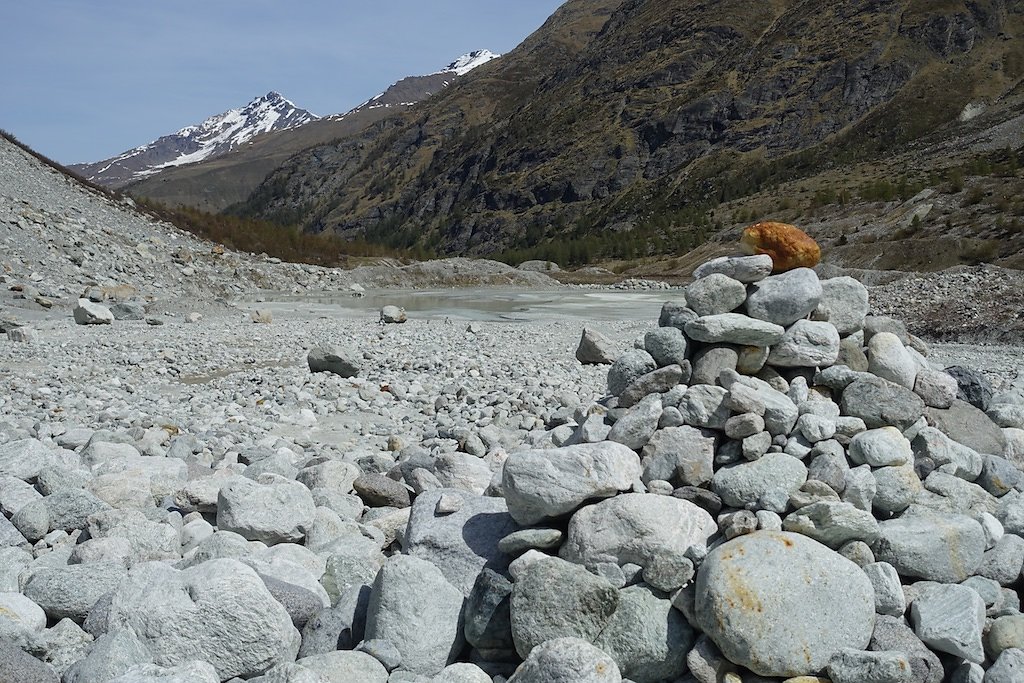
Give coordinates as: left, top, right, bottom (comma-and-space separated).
234, 0, 1024, 258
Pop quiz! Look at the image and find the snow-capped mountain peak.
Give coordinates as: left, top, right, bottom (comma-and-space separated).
70, 92, 318, 187
440, 49, 501, 76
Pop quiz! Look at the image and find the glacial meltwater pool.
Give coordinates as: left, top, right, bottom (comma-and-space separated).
251, 287, 679, 322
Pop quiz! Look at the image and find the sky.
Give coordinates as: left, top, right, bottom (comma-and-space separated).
0, 1, 565, 164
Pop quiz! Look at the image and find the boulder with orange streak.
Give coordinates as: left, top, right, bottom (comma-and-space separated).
740, 221, 821, 273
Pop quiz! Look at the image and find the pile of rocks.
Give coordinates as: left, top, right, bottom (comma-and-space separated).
2, 252, 1024, 683
541, 253, 1024, 681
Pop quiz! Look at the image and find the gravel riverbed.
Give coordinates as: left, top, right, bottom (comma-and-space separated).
6, 125, 1024, 683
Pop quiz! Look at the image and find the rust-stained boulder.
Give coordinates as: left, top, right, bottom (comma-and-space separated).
740, 222, 821, 273
694, 531, 875, 677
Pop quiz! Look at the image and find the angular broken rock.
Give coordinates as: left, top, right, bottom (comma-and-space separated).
910, 583, 986, 663
73, 299, 114, 325
813, 276, 869, 336
404, 488, 518, 597
106, 559, 300, 680
766, 319, 840, 368
380, 305, 407, 324
692, 254, 773, 283
744, 267, 822, 326
576, 327, 618, 365
685, 273, 747, 317
712, 452, 807, 513
840, 377, 925, 432
216, 476, 317, 545
501, 442, 641, 525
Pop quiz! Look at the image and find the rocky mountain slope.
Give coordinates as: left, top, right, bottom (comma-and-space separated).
233, 0, 1024, 269
68, 92, 318, 188
115, 51, 501, 213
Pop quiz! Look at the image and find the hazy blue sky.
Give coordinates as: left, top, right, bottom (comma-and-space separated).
1, 1, 564, 164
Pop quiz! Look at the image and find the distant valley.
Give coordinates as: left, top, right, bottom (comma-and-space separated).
73, 2, 1024, 274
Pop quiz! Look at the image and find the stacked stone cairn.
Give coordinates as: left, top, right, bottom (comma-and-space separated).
4, 253, 1024, 683
538, 253, 1024, 683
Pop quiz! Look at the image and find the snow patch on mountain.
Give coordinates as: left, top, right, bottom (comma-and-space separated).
71, 92, 317, 186
440, 49, 501, 76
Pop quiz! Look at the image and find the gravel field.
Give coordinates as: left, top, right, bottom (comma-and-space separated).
6, 123, 1024, 683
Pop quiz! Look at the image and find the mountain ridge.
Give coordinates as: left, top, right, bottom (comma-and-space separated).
230, 0, 1024, 270
111, 50, 502, 212
69, 92, 317, 188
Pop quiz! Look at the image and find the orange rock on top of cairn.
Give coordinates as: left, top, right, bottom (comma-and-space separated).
740, 221, 821, 273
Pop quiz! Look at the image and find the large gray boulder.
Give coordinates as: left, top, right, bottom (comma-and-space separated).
711, 453, 807, 513
106, 559, 300, 680
925, 400, 1006, 456
825, 648, 912, 683
782, 501, 879, 549
692, 254, 773, 283
873, 506, 985, 582
694, 531, 875, 677
62, 628, 152, 683
841, 377, 925, 432
767, 320, 840, 368
464, 569, 515, 658
867, 332, 919, 390
297, 651, 388, 683
593, 584, 692, 683
813, 276, 869, 336
501, 443, 641, 525
745, 268, 823, 326
23, 562, 128, 621
0, 591, 45, 641
0, 639, 59, 683
364, 555, 464, 675
607, 395, 662, 449
643, 327, 688, 368
685, 273, 747, 317
640, 425, 716, 487
106, 662, 220, 683
307, 345, 361, 378
849, 427, 913, 468
510, 557, 618, 658
507, 637, 621, 683
869, 615, 944, 683
607, 350, 657, 396
0, 438, 61, 481
559, 493, 716, 570
217, 476, 316, 545
404, 488, 518, 597
987, 649, 1024, 683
